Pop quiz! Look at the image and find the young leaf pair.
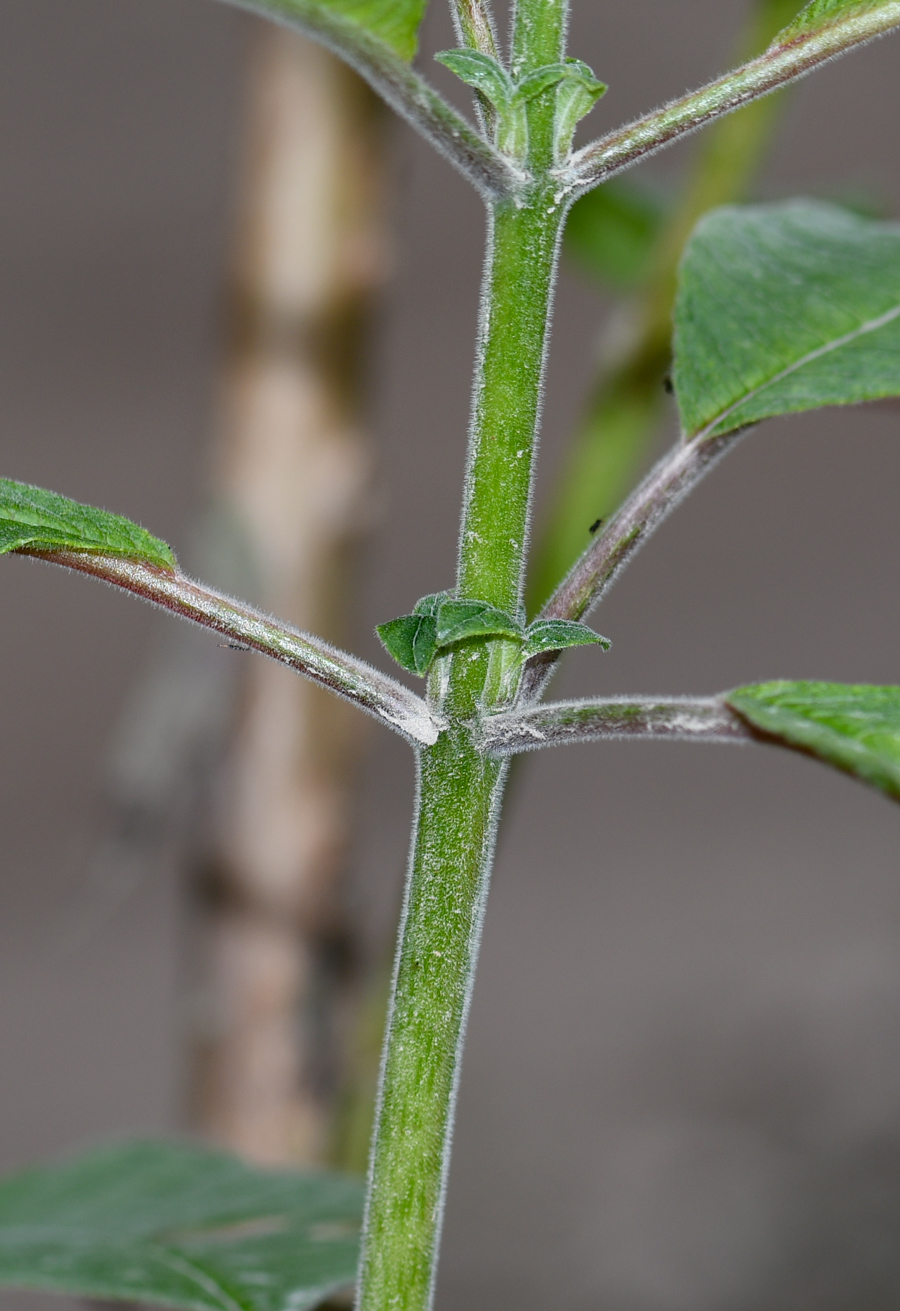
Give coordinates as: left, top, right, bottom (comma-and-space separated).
436, 48, 605, 162
376, 591, 609, 678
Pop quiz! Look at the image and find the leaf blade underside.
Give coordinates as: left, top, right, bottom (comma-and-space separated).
0, 1141, 363, 1311
673, 201, 900, 440
0, 479, 176, 571
728, 681, 900, 800
253, 0, 428, 60
777, 0, 888, 41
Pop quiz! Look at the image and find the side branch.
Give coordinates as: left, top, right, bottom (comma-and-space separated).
451, 0, 499, 58
521, 433, 738, 701
565, 4, 900, 195
480, 696, 753, 755
221, 0, 521, 199
30, 550, 443, 747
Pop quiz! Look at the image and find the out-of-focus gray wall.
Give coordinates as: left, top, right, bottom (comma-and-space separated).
1, 2, 900, 1308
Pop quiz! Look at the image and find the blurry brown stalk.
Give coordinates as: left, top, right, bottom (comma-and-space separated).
191, 26, 386, 1166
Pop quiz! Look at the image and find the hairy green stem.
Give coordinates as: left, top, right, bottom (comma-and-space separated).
480, 695, 751, 754
457, 198, 566, 615
565, 3, 900, 195
356, 736, 506, 1311
451, 0, 499, 59
221, 0, 521, 199
356, 10, 569, 1309
528, 0, 801, 613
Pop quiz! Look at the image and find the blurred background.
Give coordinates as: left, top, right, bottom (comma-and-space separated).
1, 1, 900, 1307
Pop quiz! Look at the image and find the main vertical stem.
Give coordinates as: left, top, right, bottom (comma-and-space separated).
356, 735, 506, 1311
357, 6, 568, 1308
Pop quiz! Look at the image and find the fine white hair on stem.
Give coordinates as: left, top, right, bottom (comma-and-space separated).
220, 0, 523, 200
479, 696, 754, 755
25, 550, 444, 747
562, 4, 900, 197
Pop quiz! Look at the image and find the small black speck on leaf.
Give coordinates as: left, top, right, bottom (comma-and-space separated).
589, 518, 603, 534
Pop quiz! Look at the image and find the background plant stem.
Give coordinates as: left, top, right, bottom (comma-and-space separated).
191, 25, 384, 1166
85, 22, 394, 1171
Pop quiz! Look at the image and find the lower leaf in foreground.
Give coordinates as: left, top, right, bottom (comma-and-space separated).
0, 1140, 362, 1311
728, 680, 900, 800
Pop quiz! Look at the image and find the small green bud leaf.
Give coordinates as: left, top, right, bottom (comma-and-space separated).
523, 619, 611, 659
376, 613, 438, 676
512, 63, 571, 104
412, 590, 451, 617
435, 599, 524, 648
434, 48, 513, 110
553, 59, 608, 162
0, 478, 176, 571
727, 681, 900, 801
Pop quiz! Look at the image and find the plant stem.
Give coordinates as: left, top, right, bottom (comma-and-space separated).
356, 10, 569, 1308
356, 735, 506, 1311
451, 0, 499, 59
528, 0, 801, 614
457, 198, 566, 614
480, 695, 752, 754
357, 196, 563, 1306
223, 0, 522, 200
539, 432, 736, 625
518, 430, 739, 703
565, 2, 900, 196
28, 550, 440, 746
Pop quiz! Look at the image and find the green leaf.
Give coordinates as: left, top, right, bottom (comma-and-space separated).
376, 614, 438, 676
674, 201, 900, 440
412, 590, 450, 618
727, 681, 900, 800
0, 1140, 362, 1311
0, 478, 176, 571
275, 0, 429, 61
523, 619, 611, 659
513, 63, 571, 103
776, 0, 886, 41
435, 48, 513, 109
565, 179, 668, 290
551, 59, 608, 162
434, 600, 524, 648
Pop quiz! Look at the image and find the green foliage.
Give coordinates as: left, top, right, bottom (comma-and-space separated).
674, 201, 900, 440
436, 49, 604, 160
275, 0, 428, 60
434, 599, 523, 645
564, 180, 667, 290
778, 0, 887, 41
6, 4, 900, 1311
434, 49, 513, 108
728, 682, 900, 800
378, 595, 607, 676
0, 478, 176, 571
522, 619, 610, 659
551, 59, 608, 162
0, 1141, 362, 1311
